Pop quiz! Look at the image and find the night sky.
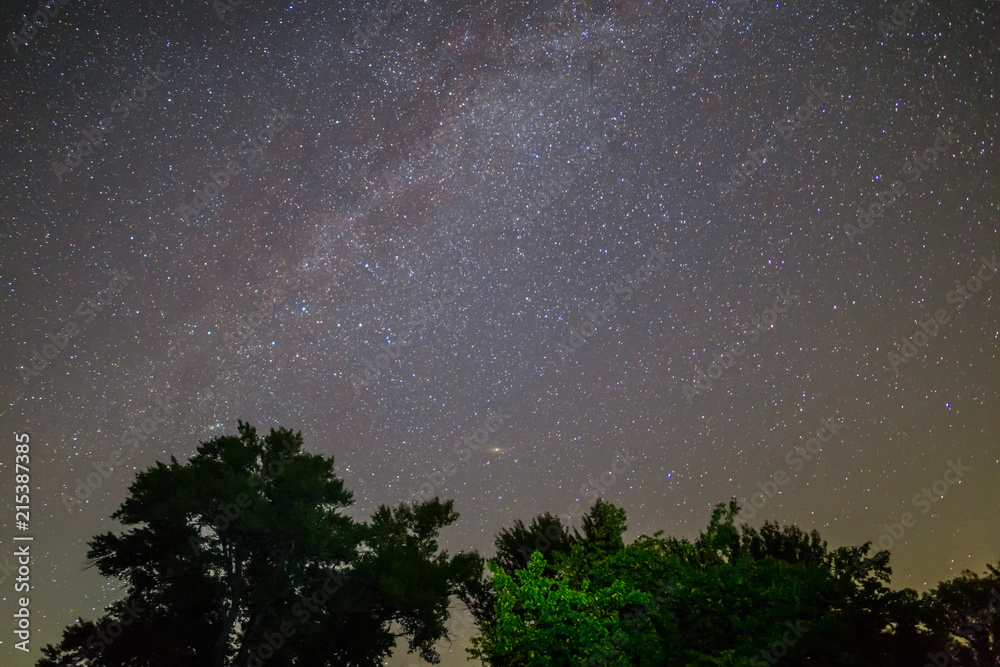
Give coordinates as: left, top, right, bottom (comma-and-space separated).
1, 0, 999, 664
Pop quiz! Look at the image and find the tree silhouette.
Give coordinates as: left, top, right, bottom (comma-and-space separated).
925, 562, 1000, 666
38, 427, 1000, 667
493, 511, 576, 577
39, 421, 479, 666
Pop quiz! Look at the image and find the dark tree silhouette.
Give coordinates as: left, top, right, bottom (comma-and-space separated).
38, 426, 999, 667
493, 511, 576, 577
925, 562, 1000, 667
38, 421, 479, 667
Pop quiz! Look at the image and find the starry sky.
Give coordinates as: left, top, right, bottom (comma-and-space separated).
1, 0, 999, 664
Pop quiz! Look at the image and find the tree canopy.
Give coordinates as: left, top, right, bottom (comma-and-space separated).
39, 423, 999, 666
467, 499, 1000, 667
39, 421, 480, 667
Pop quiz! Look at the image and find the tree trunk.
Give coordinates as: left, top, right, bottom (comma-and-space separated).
215, 541, 243, 667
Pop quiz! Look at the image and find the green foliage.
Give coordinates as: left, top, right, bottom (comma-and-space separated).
469, 498, 967, 666
468, 551, 661, 666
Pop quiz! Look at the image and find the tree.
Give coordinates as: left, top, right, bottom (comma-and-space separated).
924, 562, 1000, 666
457, 509, 579, 643
467, 551, 661, 667
39, 421, 479, 666
493, 511, 576, 577
470, 499, 943, 666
